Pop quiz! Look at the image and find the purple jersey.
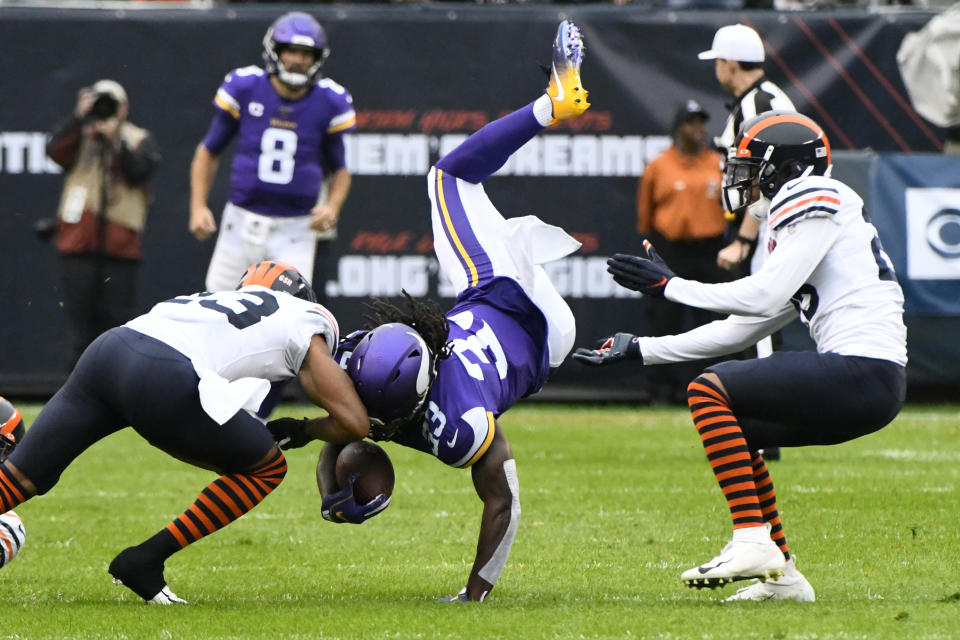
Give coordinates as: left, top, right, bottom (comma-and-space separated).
392, 277, 549, 468
211, 67, 356, 217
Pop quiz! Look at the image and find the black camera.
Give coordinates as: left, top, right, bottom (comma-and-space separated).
89, 92, 119, 121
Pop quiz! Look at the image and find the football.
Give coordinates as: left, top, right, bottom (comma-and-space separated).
331, 441, 395, 504
0, 510, 26, 569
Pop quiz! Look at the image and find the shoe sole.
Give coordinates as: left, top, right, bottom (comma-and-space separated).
554, 22, 584, 71
684, 567, 785, 589
111, 575, 186, 604
547, 23, 589, 123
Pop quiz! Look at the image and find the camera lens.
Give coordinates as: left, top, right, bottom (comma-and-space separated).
90, 93, 119, 121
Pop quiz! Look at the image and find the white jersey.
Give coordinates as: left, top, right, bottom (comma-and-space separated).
126, 286, 340, 423
642, 175, 907, 367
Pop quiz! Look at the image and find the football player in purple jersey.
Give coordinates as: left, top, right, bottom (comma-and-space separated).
189, 12, 356, 293
266, 21, 590, 603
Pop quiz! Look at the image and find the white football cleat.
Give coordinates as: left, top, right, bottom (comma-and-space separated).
111, 576, 188, 605
682, 535, 785, 589
148, 585, 188, 605
723, 560, 815, 602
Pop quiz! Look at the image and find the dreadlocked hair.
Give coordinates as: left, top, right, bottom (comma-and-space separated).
363, 291, 452, 361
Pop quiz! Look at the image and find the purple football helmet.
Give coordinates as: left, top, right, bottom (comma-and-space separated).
262, 12, 330, 89
346, 323, 435, 441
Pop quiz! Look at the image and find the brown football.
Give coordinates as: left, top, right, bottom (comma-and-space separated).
330, 440, 395, 504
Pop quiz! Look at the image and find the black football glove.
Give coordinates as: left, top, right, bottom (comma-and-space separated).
266, 417, 311, 450
572, 332, 642, 367
606, 240, 676, 298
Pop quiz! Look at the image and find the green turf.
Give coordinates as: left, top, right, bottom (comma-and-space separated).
1, 404, 958, 639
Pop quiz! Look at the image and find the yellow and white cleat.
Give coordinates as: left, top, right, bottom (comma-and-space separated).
546, 20, 590, 124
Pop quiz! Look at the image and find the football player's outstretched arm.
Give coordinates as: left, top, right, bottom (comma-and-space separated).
298, 334, 370, 443
464, 423, 520, 601
189, 144, 220, 241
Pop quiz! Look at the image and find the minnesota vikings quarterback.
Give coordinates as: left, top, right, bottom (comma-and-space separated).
267, 21, 591, 602
189, 12, 356, 291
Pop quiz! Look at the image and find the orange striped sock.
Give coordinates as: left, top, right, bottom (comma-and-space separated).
687, 377, 764, 529
165, 450, 287, 549
0, 464, 27, 513
752, 452, 790, 560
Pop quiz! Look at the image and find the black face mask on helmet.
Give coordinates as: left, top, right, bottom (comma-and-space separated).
722, 110, 832, 219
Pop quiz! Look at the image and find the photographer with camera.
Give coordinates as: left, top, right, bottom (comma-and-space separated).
44, 79, 160, 368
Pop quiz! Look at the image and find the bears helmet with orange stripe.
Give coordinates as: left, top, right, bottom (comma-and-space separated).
0, 396, 26, 464
237, 261, 318, 303
723, 110, 831, 217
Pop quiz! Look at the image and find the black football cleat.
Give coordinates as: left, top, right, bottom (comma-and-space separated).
109, 545, 187, 604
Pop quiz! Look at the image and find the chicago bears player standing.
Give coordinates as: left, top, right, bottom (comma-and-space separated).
0, 263, 369, 603
267, 21, 591, 602
189, 12, 356, 292
576, 111, 907, 602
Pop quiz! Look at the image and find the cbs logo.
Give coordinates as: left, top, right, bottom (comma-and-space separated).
925, 208, 960, 259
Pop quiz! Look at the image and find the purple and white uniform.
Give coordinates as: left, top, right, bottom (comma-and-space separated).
393, 103, 581, 467
202, 66, 356, 290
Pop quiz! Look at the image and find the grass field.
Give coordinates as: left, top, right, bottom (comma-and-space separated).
1, 403, 958, 639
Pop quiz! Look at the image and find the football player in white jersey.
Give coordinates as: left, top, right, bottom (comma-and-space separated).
0, 262, 369, 604
576, 111, 907, 602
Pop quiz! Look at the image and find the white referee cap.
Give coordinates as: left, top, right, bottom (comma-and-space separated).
698, 24, 765, 63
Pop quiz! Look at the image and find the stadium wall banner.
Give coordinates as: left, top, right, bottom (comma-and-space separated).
0, 5, 952, 395
870, 155, 960, 316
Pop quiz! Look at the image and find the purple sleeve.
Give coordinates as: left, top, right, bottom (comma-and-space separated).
201, 110, 239, 155
320, 131, 347, 173
435, 101, 541, 184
